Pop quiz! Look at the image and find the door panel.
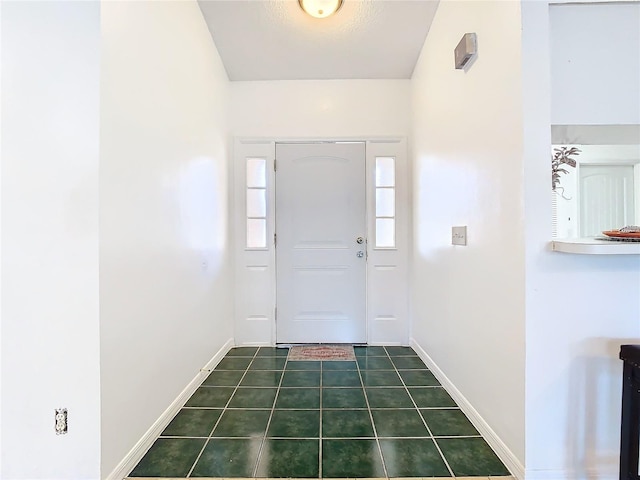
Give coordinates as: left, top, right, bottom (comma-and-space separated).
276, 143, 366, 344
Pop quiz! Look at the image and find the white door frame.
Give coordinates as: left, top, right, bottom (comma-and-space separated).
233, 137, 409, 346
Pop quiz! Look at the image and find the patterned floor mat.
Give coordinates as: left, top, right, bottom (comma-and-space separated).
288, 345, 356, 361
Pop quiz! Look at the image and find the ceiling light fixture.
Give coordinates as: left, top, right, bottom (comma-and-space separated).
299, 0, 343, 19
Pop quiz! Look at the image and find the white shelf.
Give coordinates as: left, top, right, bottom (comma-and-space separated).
551, 238, 640, 255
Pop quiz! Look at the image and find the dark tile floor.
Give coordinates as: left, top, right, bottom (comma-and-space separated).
128, 346, 510, 478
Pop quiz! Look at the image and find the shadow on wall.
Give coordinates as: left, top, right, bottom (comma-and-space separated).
566, 337, 636, 476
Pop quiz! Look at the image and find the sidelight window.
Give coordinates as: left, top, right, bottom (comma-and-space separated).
375, 157, 396, 248
246, 157, 267, 248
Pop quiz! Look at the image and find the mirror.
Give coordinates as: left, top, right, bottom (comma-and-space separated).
552, 125, 640, 238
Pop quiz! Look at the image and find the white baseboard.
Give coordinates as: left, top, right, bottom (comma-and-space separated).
410, 338, 525, 480
106, 338, 234, 480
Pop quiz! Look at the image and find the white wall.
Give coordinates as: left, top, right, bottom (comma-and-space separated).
523, 2, 640, 479
550, 3, 640, 125
1, 2, 4, 474
230, 79, 411, 137
410, 0, 525, 469
1, 2, 101, 478
100, 1, 232, 476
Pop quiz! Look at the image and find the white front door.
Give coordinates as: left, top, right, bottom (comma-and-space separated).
579, 164, 636, 236
275, 142, 366, 344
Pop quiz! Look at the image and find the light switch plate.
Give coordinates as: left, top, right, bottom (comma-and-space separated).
452, 226, 467, 246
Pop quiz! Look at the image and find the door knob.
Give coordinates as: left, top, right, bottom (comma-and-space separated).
356, 236, 365, 244
356, 251, 364, 258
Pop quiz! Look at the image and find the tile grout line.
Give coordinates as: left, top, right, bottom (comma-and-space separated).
156, 434, 482, 440
251, 349, 289, 477
186, 348, 260, 478
385, 346, 456, 478
181, 405, 458, 409
319, 360, 323, 479
354, 349, 390, 479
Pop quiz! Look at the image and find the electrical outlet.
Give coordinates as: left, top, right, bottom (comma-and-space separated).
452, 226, 467, 246
55, 408, 68, 435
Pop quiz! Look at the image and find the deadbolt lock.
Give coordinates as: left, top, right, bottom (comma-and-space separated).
356, 236, 365, 244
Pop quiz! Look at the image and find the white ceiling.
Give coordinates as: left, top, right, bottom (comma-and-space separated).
198, 0, 440, 81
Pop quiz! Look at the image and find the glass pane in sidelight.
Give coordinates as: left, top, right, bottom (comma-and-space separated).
247, 218, 267, 248
247, 188, 266, 218
246, 158, 267, 188
375, 157, 395, 187
376, 218, 396, 248
376, 188, 395, 218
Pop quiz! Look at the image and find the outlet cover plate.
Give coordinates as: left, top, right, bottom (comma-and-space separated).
452, 226, 467, 246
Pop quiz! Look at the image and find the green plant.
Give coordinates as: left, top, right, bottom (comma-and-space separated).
552, 146, 580, 192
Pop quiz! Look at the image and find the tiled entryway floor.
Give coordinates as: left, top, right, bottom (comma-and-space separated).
128, 346, 510, 478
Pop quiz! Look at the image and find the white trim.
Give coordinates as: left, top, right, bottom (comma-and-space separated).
410, 338, 525, 480
237, 135, 405, 144
105, 338, 234, 480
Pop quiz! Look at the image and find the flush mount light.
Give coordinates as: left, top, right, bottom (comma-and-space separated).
299, 0, 343, 19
